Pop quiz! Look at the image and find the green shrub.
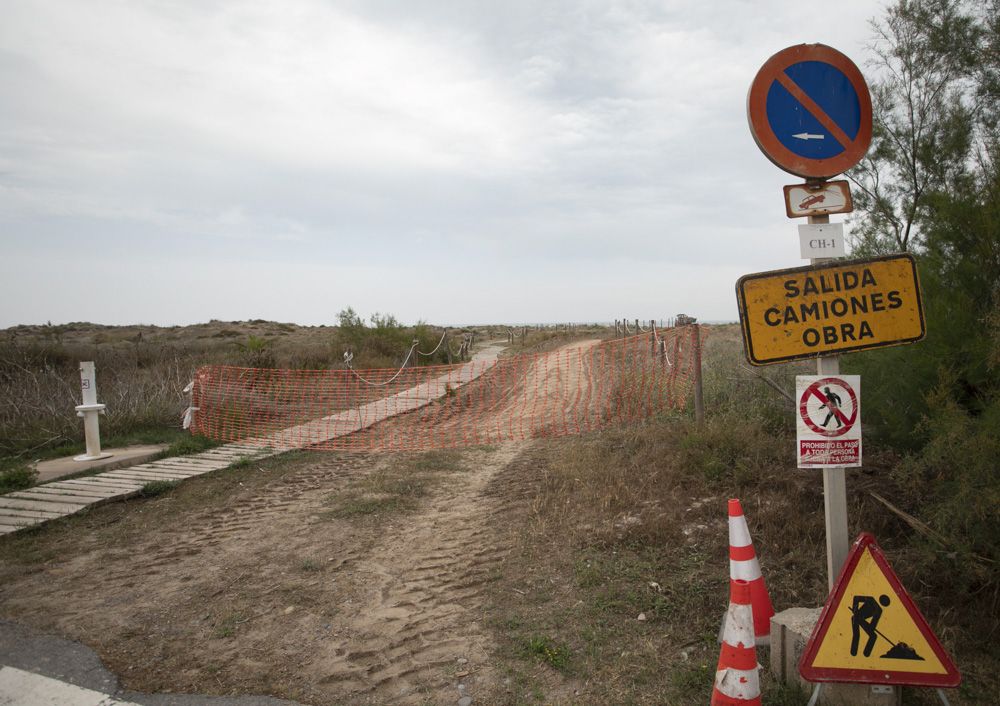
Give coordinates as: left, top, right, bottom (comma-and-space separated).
235, 335, 276, 368
522, 635, 571, 671
891, 383, 1000, 588
333, 307, 461, 368
0, 464, 37, 493
138, 480, 180, 498
162, 434, 218, 457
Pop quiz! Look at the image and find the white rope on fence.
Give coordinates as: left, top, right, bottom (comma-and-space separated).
445, 332, 472, 357
650, 322, 674, 366
181, 380, 198, 429
416, 329, 448, 357
344, 342, 419, 387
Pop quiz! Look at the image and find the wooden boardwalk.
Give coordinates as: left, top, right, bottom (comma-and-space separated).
0, 345, 503, 537
0, 444, 272, 536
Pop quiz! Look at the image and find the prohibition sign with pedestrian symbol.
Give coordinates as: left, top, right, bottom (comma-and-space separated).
747, 44, 872, 178
799, 377, 857, 438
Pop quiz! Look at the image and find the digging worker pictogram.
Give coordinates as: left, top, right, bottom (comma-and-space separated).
850, 594, 890, 657
800, 533, 953, 686
818, 386, 843, 429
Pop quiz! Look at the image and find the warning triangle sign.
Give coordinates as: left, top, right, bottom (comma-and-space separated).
799, 533, 960, 687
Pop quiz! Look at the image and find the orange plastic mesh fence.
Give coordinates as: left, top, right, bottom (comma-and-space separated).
189, 329, 700, 451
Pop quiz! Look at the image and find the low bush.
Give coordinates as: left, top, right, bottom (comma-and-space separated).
504, 322, 999, 702
160, 434, 219, 457
0, 464, 37, 493
0, 316, 464, 463
886, 382, 1000, 599
138, 480, 180, 498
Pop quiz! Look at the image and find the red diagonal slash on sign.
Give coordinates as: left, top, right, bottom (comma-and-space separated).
746, 44, 873, 179
775, 73, 857, 151
800, 378, 857, 437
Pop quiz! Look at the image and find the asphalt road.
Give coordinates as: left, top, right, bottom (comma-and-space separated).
0, 619, 303, 706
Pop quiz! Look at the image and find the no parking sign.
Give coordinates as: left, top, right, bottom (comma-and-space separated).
796, 375, 861, 468
747, 44, 872, 179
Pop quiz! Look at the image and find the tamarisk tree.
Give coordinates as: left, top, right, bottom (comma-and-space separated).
848, 0, 999, 438
847, 0, 988, 255
847, 2, 1000, 626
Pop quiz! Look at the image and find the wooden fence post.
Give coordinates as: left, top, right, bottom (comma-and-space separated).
670, 336, 680, 387
692, 324, 704, 424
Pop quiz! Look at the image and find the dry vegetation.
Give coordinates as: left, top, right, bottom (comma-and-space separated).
481, 325, 995, 704
0, 319, 577, 468
0, 320, 336, 463
0, 322, 994, 705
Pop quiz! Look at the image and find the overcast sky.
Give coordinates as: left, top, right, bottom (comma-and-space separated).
0, 1, 882, 328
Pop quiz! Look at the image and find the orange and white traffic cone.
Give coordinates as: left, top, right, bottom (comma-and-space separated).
711, 579, 761, 706
728, 498, 774, 645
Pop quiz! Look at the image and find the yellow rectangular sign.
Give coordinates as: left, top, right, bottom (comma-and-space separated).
737, 254, 926, 365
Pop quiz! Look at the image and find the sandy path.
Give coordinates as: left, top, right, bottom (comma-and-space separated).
388, 338, 604, 446
0, 340, 596, 704
309, 443, 525, 704
496, 339, 601, 428
2, 447, 529, 704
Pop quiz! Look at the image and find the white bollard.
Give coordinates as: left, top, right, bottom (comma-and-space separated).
74, 361, 112, 462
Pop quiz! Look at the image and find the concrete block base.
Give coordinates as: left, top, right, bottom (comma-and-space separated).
770, 607, 901, 706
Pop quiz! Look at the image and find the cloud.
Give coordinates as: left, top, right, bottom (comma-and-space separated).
0, 0, 878, 327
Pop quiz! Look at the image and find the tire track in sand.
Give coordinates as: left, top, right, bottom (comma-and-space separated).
0, 341, 591, 705
312, 442, 527, 704
304, 340, 600, 703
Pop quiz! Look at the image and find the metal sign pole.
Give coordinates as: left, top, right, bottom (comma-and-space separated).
744, 43, 875, 592
810, 211, 850, 589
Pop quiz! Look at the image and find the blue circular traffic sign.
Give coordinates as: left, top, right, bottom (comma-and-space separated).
748, 44, 872, 179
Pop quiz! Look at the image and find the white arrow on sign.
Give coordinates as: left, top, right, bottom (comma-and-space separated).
793, 132, 825, 140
